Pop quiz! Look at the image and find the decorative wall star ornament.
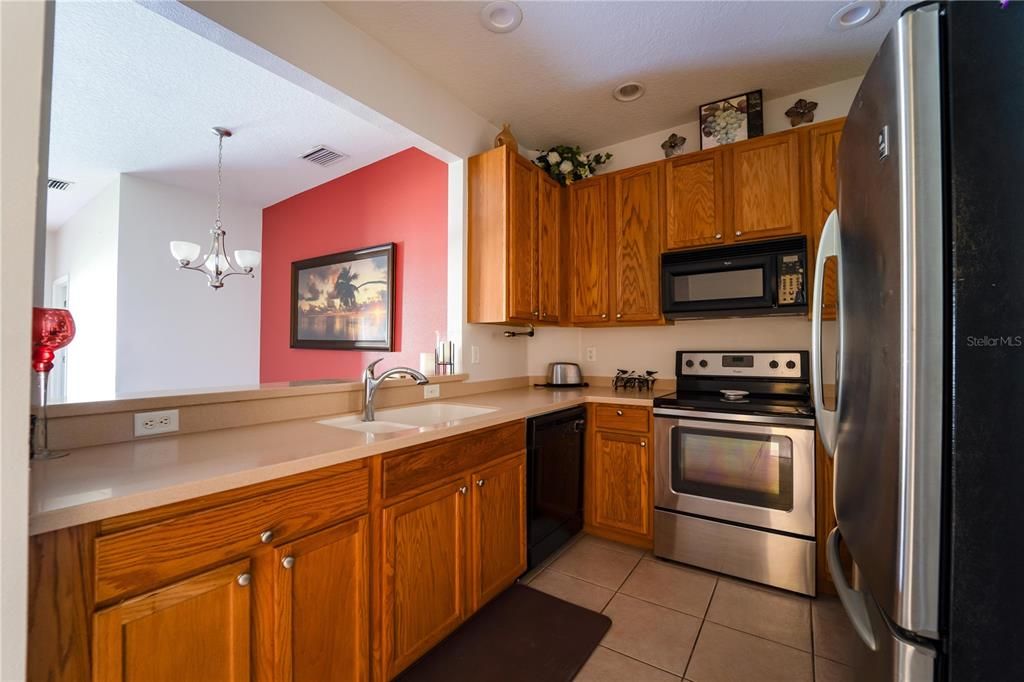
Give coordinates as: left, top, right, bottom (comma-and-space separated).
660, 133, 687, 158
785, 99, 819, 127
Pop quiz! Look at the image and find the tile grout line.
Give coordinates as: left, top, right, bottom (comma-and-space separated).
810, 599, 817, 682
681, 577, 719, 680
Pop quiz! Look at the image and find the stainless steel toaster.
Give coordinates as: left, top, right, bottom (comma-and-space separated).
547, 362, 583, 386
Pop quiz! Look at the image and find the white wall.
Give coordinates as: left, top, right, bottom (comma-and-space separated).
116, 174, 261, 396
47, 181, 120, 402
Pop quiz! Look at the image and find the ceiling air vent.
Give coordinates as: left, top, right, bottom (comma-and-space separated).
47, 178, 74, 191
300, 145, 347, 167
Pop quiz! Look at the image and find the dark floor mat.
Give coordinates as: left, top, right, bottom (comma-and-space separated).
395, 584, 611, 682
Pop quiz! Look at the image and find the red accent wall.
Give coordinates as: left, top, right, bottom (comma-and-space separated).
260, 148, 447, 382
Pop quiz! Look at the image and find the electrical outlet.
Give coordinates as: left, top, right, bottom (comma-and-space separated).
423, 384, 441, 399
585, 347, 597, 362
133, 409, 180, 437
470, 345, 480, 365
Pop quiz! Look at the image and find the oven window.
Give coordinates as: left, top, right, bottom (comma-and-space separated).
670, 427, 793, 511
671, 268, 764, 302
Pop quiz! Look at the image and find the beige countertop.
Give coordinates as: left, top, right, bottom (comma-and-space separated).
29, 385, 656, 536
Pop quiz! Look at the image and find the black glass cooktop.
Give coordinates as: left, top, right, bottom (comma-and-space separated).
654, 390, 815, 418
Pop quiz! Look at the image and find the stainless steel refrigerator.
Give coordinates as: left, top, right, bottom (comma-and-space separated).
811, 2, 1024, 681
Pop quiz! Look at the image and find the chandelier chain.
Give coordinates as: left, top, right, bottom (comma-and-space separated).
215, 133, 223, 228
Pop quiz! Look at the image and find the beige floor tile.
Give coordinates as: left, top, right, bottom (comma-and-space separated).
548, 538, 642, 590
518, 533, 585, 584
619, 559, 717, 618
601, 594, 701, 676
529, 569, 616, 612
685, 622, 812, 682
577, 533, 647, 558
815, 656, 858, 682
812, 597, 864, 667
575, 646, 681, 682
705, 579, 811, 652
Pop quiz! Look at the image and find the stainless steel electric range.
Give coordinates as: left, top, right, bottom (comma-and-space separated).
653, 350, 816, 595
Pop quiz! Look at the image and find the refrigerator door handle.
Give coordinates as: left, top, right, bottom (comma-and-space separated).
827, 527, 877, 651
811, 210, 841, 457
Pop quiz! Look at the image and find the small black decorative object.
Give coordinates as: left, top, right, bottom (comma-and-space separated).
612, 369, 658, 392
660, 133, 687, 158
785, 99, 819, 127
699, 90, 764, 150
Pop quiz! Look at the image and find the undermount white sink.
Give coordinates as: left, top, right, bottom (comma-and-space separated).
318, 403, 497, 433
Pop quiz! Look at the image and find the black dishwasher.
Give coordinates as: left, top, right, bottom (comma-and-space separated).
526, 406, 585, 570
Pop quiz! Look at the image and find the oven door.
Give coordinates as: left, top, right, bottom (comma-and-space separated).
661, 253, 777, 317
654, 411, 815, 537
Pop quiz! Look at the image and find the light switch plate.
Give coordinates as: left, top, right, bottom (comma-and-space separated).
424, 384, 441, 399
134, 409, 180, 437
585, 347, 597, 362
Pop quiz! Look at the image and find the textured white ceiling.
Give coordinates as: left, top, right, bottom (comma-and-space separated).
47, 0, 415, 229
329, 0, 908, 151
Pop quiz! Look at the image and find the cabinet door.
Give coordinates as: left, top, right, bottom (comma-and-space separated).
568, 176, 611, 323
93, 559, 251, 682
809, 120, 843, 321
665, 149, 727, 249
732, 132, 802, 241
273, 516, 370, 682
612, 163, 663, 323
469, 454, 526, 611
537, 176, 562, 323
508, 155, 539, 322
382, 480, 467, 678
590, 431, 651, 539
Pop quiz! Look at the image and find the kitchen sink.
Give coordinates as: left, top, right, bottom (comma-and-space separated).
318, 403, 497, 433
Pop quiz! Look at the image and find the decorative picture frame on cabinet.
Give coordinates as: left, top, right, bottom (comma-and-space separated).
699, 90, 764, 149
290, 242, 396, 351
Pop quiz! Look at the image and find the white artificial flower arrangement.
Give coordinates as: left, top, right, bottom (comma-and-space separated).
533, 145, 613, 186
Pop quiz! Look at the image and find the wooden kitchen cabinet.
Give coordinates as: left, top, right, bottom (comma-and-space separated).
92, 559, 252, 682
731, 130, 803, 241
807, 118, 844, 321
585, 405, 654, 548
612, 162, 664, 323
665, 147, 729, 249
469, 454, 527, 611
468, 146, 562, 324
568, 175, 612, 323
272, 516, 370, 682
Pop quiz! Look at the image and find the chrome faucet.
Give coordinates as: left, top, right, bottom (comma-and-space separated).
362, 359, 429, 422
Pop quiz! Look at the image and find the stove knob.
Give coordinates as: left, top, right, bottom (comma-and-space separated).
685, 360, 694, 368
769, 360, 779, 369
786, 360, 797, 369
699, 360, 708, 368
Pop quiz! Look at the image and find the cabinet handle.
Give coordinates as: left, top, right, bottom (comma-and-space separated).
476, 479, 486, 487
260, 530, 274, 544
600, 313, 608, 319
640, 441, 647, 448
735, 230, 742, 236
281, 556, 295, 569
459, 485, 468, 495
532, 310, 539, 317
237, 573, 251, 587
616, 410, 624, 416
616, 313, 622, 319
715, 233, 722, 240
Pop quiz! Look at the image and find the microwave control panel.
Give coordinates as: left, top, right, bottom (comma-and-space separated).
777, 254, 806, 305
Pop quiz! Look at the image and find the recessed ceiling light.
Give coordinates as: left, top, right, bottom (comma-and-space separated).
828, 0, 881, 31
613, 81, 646, 103
480, 1, 523, 34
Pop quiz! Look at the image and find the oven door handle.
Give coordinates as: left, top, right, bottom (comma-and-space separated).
811, 210, 841, 458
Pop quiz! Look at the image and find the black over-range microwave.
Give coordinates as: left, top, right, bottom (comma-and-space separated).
661, 236, 808, 319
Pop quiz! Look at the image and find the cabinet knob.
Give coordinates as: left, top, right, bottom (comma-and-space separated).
640, 441, 647, 448
260, 530, 274, 544
237, 573, 251, 587
715, 233, 722, 240
458, 485, 468, 495
615, 313, 622, 319
616, 410, 624, 416
532, 310, 539, 317
735, 230, 742, 236
476, 478, 486, 487
281, 556, 295, 569
600, 313, 608, 319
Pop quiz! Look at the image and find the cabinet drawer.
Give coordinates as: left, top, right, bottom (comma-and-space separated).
94, 465, 369, 603
593, 405, 650, 433
382, 421, 525, 501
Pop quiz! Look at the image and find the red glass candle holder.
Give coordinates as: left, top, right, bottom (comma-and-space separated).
31, 307, 75, 460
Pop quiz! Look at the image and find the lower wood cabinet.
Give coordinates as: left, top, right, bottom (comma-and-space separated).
469, 455, 527, 610
272, 516, 370, 682
92, 559, 252, 682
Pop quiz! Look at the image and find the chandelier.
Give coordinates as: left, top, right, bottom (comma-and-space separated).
169, 127, 261, 289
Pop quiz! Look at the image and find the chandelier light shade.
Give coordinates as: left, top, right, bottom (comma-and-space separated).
170, 127, 261, 289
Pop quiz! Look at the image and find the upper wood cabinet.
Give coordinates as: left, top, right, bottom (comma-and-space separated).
807, 118, 844, 321
93, 559, 252, 682
468, 146, 562, 324
568, 175, 612, 323
612, 163, 664, 323
665, 148, 728, 249
469, 454, 526, 611
731, 131, 803, 241
272, 516, 370, 682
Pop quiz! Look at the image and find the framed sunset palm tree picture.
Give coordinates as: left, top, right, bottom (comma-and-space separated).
290, 243, 395, 350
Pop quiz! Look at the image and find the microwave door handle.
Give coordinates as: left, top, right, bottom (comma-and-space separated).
811, 210, 841, 457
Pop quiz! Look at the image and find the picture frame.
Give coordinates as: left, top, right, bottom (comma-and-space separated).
290, 243, 395, 351
699, 90, 764, 150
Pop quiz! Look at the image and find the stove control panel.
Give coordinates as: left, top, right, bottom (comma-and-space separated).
679, 352, 803, 378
